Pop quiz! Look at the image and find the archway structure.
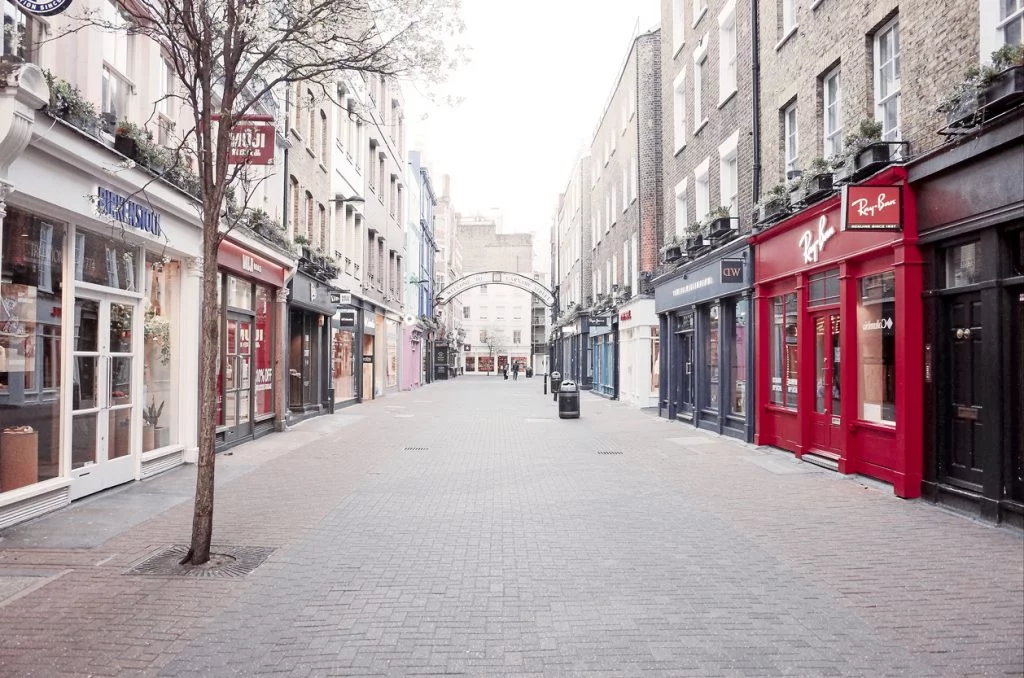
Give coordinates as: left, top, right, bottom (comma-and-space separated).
435, 271, 555, 307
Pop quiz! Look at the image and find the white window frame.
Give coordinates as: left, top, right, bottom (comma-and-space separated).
694, 157, 711, 223
612, 255, 618, 287
673, 68, 687, 153
621, 168, 629, 212
999, 0, 1024, 47
983, 0, 1023, 58
622, 241, 630, 290
630, 154, 638, 203
718, 130, 740, 217
674, 178, 689, 239
630, 234, 639, 293
823, 66, 843, 159
629, 88, 636, 119
718, 0, 738, 105
784, 102, 798, 178
693, 38, 708, 132
782, 0, 797, 36
672, 0, 686, 55
605, 194, 612, 232
873, 17, 901, 143
611, 186, 618, 225
693, 0, 708, 27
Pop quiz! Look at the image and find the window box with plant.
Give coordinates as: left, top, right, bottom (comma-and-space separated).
661, 236, 684, 263
937, 66, 984, 129
684, 220, 706, 253
841, 119, 908, 181
801, 158, 835, 204
981, 44, 1024, 117
42, 71, 101, 137
706, 206, 738, 240
787, 175, 805, 207
756, 184, 790, 225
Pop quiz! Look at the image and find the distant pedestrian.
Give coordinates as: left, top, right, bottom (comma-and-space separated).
512, 363, 519, 381
503, 366, 508, 380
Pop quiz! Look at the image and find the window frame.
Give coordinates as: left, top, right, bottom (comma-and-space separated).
717, 0, 738, 104
673, 68, 688, 153
674, 179, 689, 239
823, 66, 842, 159
873, 17, 901, 143
784, 102, 799, 178
694, 157, 711, 223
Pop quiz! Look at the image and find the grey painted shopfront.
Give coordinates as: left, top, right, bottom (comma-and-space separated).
655, 239, 754, 442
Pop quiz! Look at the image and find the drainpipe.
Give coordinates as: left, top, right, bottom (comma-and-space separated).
750, 0, 763, 205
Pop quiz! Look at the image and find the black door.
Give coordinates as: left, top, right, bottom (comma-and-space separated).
942, 292, 985, 489
676, 330, 695, 420
1010, 287, 1024, 503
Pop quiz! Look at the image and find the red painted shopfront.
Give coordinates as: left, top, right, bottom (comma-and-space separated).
751, 167, 924, 497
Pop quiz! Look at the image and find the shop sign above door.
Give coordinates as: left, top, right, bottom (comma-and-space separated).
798, 215, 836, 264
720, 260, 744, 283
337, 309, 356, 327
95, 186, 161, 238
15, 0, 73, 16
842, 185, 902, 231
213, 115, 276, 165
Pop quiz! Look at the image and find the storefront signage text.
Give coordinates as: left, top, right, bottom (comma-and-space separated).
671, 276, 713, 297
96, 187, 161, 238
362, 355, 373, 363
798, 215, 835, 265
720, 260, 744, 283
337, 310, 356, 327
364, 315, 375, 330
862, 317, 894, 332
213, 115, 275, 165
588, 316, 609, 328
255, 367, 273, 391
241, 254, 263, 274
843, 185, 902, 231
330, 291, 352, 306
15, 0, 72, 16
620, 310, 632, 321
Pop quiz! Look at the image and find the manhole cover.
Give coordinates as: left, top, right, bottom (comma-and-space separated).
597, 450, 623, 455
126, 545, 274, 578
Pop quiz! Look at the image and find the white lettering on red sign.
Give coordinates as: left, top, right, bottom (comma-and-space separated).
851, 192, 898, 219
798, 214, 836, 265
241, 254, 263, 274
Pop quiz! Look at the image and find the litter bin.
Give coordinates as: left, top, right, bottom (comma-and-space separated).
557, 381, 580, 419
550, 371, 562, 402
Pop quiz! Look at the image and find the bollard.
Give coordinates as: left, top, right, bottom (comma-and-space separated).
550, 372, 562, 402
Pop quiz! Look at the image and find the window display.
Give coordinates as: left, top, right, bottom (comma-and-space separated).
650, 327, 660, 391
770, 293, 798, 407
254, 286, 274, 415
706, 305, 720, 411
730, 299, 747, 416
74, 230, 139, 291
332, 328, 355, 401
856, 271, 896, 424
143, 253, 178, 451
0, 208, 64, 491
386, 320, 398, 388
465, 356, 476, 372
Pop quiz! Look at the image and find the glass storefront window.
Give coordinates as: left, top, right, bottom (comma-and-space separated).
254, 285, 274, 416
770, 294, 798, 408
386, 320, 398, 388
730, 299, 748, 416
0, 208, 64, 491
143, 253, 178, 451
651, 327, 660, 391
478, 355, 493, 373
465, 356, 476, 372
857, 270, 896, 424
226, 275, 254, 310
74, 230, 139, 291
945, 242, 980, 288
706, 305, 720, 411
332, 327, 355, 401
808, 268, 840, 306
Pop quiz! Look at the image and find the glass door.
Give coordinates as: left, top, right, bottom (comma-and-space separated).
810, 313, 842, 455
70, 295, 138, 500
223, 313, 254, 446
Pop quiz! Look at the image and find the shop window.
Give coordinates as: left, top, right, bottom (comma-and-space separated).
465, 356, 476, 372
808, 268, 840, 306
705, 305, 720, 411
226, 275, 254, 310
75, 230, 139, 291
0, 208, 65, 492
386, 320, 398, 388
770, 293, 799, 407
651, 327, 660, 391
332, 318, 355, 402
3, 0, 42, 63
856, 271, 896, 424
730, 298, 748, 416
143, 253, 178, 452
255, 286, 275, 414
1012, 230, 1024, 276
944, 241, 981, 288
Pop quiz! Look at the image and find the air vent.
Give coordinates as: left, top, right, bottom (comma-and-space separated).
0, 487, 69, 531
141, 450, 185, 479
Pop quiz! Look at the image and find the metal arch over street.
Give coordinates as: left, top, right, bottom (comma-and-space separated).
435, 271, 555, 307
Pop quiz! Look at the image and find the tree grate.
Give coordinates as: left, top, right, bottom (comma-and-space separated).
597, 450, 623, 455
125, 545, 275, 578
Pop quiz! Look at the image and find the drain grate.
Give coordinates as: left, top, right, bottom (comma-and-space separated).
403, 447, 429, 452
597, 450, 623, 455
125, 545, 274, 578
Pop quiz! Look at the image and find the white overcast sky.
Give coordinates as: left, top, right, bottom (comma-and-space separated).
406, 0, 660, 269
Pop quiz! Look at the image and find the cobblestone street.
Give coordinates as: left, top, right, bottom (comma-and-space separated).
1, 378, 1022, 677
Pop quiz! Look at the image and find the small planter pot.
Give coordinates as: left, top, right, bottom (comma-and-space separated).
804, 173, 835, 203
707, 217, 738, 239
114, 134, 138, 159
300, 245, 314, 261
981, 65, 1024, 116
833, 162, 853, 184
945, 96, 981, 128
663, 245, 682, 263
853, 142, 908, 180
788, 187, 806, 206
757, 201, 789, 225
685, 236, 704, 254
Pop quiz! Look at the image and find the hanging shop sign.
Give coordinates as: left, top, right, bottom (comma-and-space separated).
16, 0, 73, 16
620, 310, 632, 322
213, 114, 276, 166
720, 260, 744, 283
842, 185, 902, 231
95, 186, 161, 238
330, 291, 352, 306
337, 309, 357, 328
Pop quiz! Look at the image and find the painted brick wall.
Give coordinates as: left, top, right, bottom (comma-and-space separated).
757, 0, 978, 193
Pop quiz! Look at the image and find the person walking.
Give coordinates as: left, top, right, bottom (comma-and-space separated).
512, 363, 519, 381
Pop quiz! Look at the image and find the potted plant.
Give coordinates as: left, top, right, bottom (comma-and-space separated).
684, 220, 705, 253
144, 305, 172, 365
142, 399, 165, 452
113, 120, 147, 159
787, 176, 806, 207
843, 118, 908, 179
706, 206, 738, 239
937, 65, 985, 128
981, 43, 1024, 116
801, 158, 835, 203
42, 70, 101, 137
661, 236, 684, 263
756, 184, 790, 224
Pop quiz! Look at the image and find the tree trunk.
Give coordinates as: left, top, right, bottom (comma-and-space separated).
182, 218, 223, 566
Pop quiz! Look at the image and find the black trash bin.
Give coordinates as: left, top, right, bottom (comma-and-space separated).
558, 381, 580, 419
550, 371, 562, 402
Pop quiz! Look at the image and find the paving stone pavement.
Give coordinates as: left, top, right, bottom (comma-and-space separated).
0, 377, 1022, 677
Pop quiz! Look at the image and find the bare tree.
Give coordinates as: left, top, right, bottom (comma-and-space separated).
57, 0, 462, 565
481, 327, 505, 375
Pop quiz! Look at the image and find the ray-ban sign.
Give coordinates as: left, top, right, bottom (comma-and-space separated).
843, 185, 902, 231
16, 0, 73, 16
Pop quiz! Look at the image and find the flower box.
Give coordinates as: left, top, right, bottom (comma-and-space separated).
981, 65, 1024, 116
114, 134, 138, 159
853, 142, 908, 181
804, 173, 835, 203
833, 162, 853, 184
707, 217, 738, 239
945, 96, 980, 129
663, 244, 683, 263
757, 201, 788, 225
685, 236, 704, 253
788, 187, 806, 206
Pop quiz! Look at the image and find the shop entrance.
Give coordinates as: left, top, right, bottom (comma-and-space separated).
941, 292, 985, 490
1010, 288, 1024, 503
810, 312, 842, 455
361, 334, 374, 400
69, 294, 139, 500
674, 313, 695, 419
222, 312, 253, 446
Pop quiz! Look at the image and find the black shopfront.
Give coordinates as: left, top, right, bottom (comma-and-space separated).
910, 110, 1024, 527
654, 240, 754, 441
287, 271, 336, 421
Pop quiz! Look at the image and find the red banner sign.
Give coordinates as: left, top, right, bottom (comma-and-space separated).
843, 185, 902, 231
227, 122, 275, 165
